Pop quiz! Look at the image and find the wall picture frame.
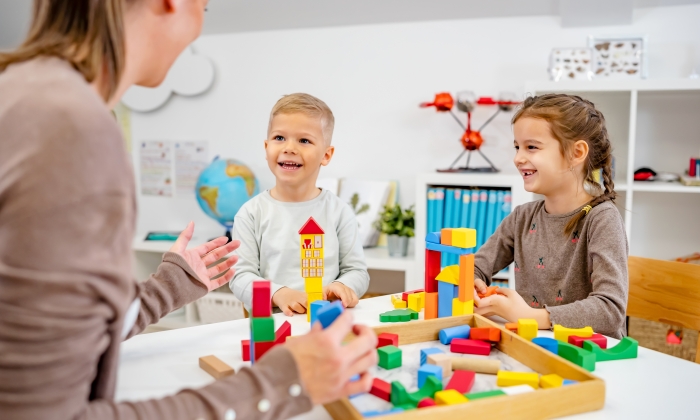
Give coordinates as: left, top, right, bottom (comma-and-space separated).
587, 35, 648, 79
549, 48, 595, 81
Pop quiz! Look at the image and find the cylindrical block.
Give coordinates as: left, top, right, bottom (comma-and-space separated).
438, 325, 470, 345
451, 357, 501, 374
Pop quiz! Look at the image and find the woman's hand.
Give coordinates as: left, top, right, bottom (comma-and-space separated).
169, 221, 240, 291
285, 311, 377, 405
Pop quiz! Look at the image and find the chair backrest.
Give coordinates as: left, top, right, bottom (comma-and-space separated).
627, 256, 700, 363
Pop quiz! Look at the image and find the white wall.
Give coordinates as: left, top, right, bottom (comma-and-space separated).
130, 5, 700, 236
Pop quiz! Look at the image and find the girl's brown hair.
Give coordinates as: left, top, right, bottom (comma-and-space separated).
0, 0, 128, 101
512, 93, 616, 236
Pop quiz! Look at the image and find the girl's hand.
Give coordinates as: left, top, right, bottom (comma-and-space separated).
272, 287, 308, 316
169, 221, 240, 291
324, 282, 359, 308
474, 288, 534, 322
473, 277, 488, 307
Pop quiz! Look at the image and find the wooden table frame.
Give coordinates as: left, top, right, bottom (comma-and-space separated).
326, 314, 605, 419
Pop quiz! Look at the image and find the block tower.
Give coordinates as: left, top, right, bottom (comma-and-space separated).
243, 280, 292, 363
299, 217, 325, 321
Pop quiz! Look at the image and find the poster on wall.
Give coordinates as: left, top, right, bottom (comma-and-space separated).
140, 140, 173, 196
175, 141, 209, 196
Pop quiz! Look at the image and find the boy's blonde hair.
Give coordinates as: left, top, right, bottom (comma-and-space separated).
268, 93, 335, 144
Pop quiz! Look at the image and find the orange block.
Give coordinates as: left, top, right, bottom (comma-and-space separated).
477, 286, 499, 299
425, 292, 438, 319
441, 228, 453, 246
505, 323, 518, 333
458, 254, 475, 302
470, 327, 501, 342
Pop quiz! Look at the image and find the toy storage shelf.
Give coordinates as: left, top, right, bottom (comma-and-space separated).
415, 173, 536, 290
524, 79, 700, 259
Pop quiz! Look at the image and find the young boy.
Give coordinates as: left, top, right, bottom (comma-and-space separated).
230, 93, 369, 316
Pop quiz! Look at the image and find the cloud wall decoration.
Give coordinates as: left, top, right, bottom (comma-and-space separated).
121, 46, 215, 112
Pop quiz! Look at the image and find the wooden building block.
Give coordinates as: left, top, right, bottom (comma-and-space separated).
417, 397, 436, 408
465, 389, 506, 400
241, 339, 250, 362
458, 253, 475, 302
416, 292, 425, 311
451, 228, 476, 249
436, 265, 460, 285
370, 377, 391, 401
496, 370, 539, 389
477, 285, 499, 299
434, 389, 469, 406
553, 325, 593, 343
251, 281, 271, 318
378, 345, 402, 370
306, 292, 323, 321
316, 301, 344, 328
569, 333, 607, 349
393, 300, 407, 309
501, 384, 536, 395
418, 364, 442, 387
427, 354, 452, 378
437, 281, 457, 318
452, 298, 474, 316
505, 323, 518, 332
470, 327, 501, 342
304, 277, 323, 294
420, 347, 444, 365
517, 319, 538, 341
439, 325, 471, 345
310, 300, 330, 325
251, 317, 275, 342
199, 355, 235, 379
446, 370, 475, 394
424, 292, 437, 319
450, 338, 491, 355
451, 356, 501, 374
440, 228, 453, 246
558, 342, 596, 371
275, 321, 292, 344
391, 376, 442, 407
408, 293, 421, 312
540, 373, 564, 388
425, 232, 441, 244
402, 289, 424, 302
425, 249, 441, 293
380, 309, 419, 322
582, 337, 638, 361
377, 332, 399, 348
426, 241, 473, 255
532, 337, 559, 354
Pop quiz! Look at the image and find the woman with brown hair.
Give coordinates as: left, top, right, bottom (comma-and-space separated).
0, 1, 377, 419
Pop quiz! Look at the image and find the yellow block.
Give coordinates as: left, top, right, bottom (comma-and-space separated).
416, 291, 425, 311
517, 319, 538, 341
305, 277, 323, 294
434, 389, 469, 405
452, 298, 474, 316
496, 370, 539, 389
408, 293, 420, 312
306, 292, 323, 321
440, 228, 453, 246
540, 373, 564, 389
391, 294, 407, 309
451, 228, 477, 249
436, 265, 459, 285
553, 325, 594, 342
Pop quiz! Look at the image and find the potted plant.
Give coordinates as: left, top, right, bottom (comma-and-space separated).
374, 204, 415, 257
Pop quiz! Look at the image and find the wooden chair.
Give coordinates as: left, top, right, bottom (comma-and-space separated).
627, 256, 700, 363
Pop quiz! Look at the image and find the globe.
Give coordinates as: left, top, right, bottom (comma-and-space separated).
196, 157, 260, 233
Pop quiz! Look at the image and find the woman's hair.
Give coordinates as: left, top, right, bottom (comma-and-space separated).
512, 93, 616, 236
0, 0, 128, 101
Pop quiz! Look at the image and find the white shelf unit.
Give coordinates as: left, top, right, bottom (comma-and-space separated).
414, 173, 536, 290
524, 79, 700, 259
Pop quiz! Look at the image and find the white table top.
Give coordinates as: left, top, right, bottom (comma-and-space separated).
117, 295, 700, 419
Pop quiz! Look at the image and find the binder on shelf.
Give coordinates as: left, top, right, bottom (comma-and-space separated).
435, 188, 445, 234
427, 188, 435, 234
468, 189, 480, 231
485, 190, 498, 243
476, 190, 489, 251
460, 188, 471, 229
450, 189, 463, 266
495, 190, 505, 233
444, 188, 455, 231
503, 191, 512, 217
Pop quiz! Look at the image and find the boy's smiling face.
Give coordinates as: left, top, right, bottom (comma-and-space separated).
265, 112, 335, 189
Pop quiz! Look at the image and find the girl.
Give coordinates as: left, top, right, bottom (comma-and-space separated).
474, 94, 628, 338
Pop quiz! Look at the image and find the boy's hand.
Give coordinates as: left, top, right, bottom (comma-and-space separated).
272, 287, 308, 316
473, 277, 488, 307
324, 282, 359, 308
474, 288, 533, 322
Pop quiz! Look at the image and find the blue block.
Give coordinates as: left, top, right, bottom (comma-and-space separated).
425, 232, 441, 244
362, 408, 404, 418
310, 300, 331, 326
418, 364, 443, 388
249, 340, 255, 366
532, 337, 559, 355
420, 348, 444, 365
563, 379, 577, 386
437, 281, 457, 318
316, 301, 344, 329
439, 325, 471, 345
426, 241, 474, 255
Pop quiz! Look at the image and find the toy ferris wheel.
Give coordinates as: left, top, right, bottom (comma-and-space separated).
420, 91, 520, 173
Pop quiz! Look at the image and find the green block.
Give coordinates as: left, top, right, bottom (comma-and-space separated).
378, 345, 402, 369
558, 341, 596, 371
583, 337, 638, 361
390, 376, 443, 408
395, 404, 416, 411
390, 381, 411, 407
379, 309, 419, 322
251, 317, 275, 342
465, 390, 507, 400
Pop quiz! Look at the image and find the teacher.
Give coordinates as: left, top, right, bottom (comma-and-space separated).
0, 1, 377, 419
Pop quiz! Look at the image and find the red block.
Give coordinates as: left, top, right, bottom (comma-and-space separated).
446, 370, 475, 394
254, 340, 275, 361
252, 281, 271, 317
377, 332, 399, 348
370, 378, 391, 401
451, 338, 491, 355
425, 249, 441, 293
275, 321, 292, 344
417, 397, 436, 408
470, 327, 501, 342
569, 333, 607, 349
402, 289, 424, 302
241, 339, 250, 362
